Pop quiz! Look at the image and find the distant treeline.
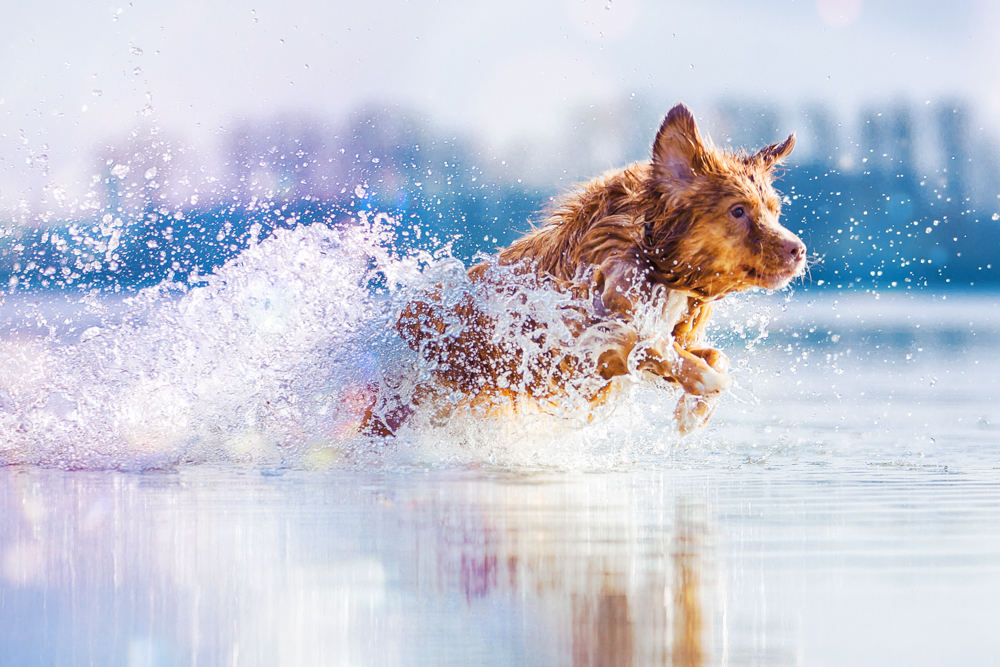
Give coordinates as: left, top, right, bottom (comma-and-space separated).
1, 102, 998, 291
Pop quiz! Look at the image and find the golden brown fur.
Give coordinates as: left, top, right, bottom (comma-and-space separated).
364, 103, 806, 435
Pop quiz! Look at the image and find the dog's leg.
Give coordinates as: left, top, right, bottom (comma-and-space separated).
627, 340, 731, 435
672, 348, 729, 434
632, 340, 729, 396
587, 323, 730, 395
688, 347, 728, 373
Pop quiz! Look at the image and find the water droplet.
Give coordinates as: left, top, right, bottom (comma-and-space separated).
144, 167, 157, 180
110, 164, 130, 178
130, 46, 143, 56
354, 184, 367, 198
992, 212, 999, 221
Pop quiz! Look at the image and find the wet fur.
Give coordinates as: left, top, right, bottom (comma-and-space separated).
365, 104, 806, 435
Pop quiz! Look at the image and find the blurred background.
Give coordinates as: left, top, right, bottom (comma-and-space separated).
1, 0, 998, 291
2, 6, 1000, 664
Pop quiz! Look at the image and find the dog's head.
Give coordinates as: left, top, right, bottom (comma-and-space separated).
642, 104, 806, 297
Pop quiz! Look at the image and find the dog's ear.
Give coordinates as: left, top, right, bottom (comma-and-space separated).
752, 133, 796, 170
652, 104, 709, 189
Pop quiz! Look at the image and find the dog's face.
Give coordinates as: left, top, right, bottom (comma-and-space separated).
645, 104, 806, 297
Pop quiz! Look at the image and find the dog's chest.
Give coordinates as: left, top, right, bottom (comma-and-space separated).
632, 289, 690, 341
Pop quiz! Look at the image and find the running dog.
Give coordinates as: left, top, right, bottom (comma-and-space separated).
364, 103, 806, 435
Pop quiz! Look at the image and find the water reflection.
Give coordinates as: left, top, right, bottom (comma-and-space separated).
672, 506, 704, 667
0, 467, 713, 665
3, 465, 998, 665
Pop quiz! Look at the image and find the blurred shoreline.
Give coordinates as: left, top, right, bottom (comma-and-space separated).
1, 98, 998, 292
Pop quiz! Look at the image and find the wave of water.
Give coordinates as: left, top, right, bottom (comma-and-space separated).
0, 213, 783, 471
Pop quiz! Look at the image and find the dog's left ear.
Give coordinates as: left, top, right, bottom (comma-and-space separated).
652, 104, 710, 189
752, 133, 796, 170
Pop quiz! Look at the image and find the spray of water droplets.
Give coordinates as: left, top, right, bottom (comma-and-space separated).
0, 212, 780, 471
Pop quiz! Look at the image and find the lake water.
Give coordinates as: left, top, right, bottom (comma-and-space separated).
1, 283, 999, 665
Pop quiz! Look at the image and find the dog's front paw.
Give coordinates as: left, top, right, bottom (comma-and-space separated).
678, 361, 730, 396
692, 347, 729, 374
667, 343, 731, 396
674, 392, 720, 435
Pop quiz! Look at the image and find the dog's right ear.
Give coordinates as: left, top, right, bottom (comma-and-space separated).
652, 104, 709, 189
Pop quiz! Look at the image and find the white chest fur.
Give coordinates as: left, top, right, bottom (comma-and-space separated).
632, 286, 690, 343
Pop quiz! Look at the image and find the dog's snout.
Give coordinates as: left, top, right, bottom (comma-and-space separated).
784, 238, 806, 263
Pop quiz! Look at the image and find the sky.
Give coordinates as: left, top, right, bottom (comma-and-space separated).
1, 0, 997, 214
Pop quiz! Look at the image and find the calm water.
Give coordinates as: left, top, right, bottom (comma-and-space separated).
1, 290, 999, 666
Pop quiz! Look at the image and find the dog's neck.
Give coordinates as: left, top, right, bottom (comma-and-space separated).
639, 221, 726, 302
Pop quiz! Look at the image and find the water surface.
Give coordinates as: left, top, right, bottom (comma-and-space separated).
1, 280, 999, 665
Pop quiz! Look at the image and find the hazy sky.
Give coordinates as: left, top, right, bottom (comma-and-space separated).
1, 0, 997, 211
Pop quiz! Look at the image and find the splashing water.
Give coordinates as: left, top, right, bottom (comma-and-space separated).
0, 212, 779, 471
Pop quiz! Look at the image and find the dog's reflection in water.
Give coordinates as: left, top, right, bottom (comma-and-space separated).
671, 506, 705, 667
435, 492, 708, 666
569, 503, 705, 667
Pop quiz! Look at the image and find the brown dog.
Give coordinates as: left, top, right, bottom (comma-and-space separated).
364, 103, 806, 435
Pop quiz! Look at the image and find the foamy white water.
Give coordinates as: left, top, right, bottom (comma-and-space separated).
0, 216, 444, 468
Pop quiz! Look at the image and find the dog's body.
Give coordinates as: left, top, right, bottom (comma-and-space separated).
364, 104, 806, 435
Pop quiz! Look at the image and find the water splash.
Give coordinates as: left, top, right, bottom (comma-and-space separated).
0, 211, 782, 471
1, 216, 388, 468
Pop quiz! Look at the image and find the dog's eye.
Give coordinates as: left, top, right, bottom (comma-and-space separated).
730, 206, 745, 219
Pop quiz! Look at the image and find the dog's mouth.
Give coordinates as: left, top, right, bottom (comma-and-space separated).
742, 261, 805, 290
